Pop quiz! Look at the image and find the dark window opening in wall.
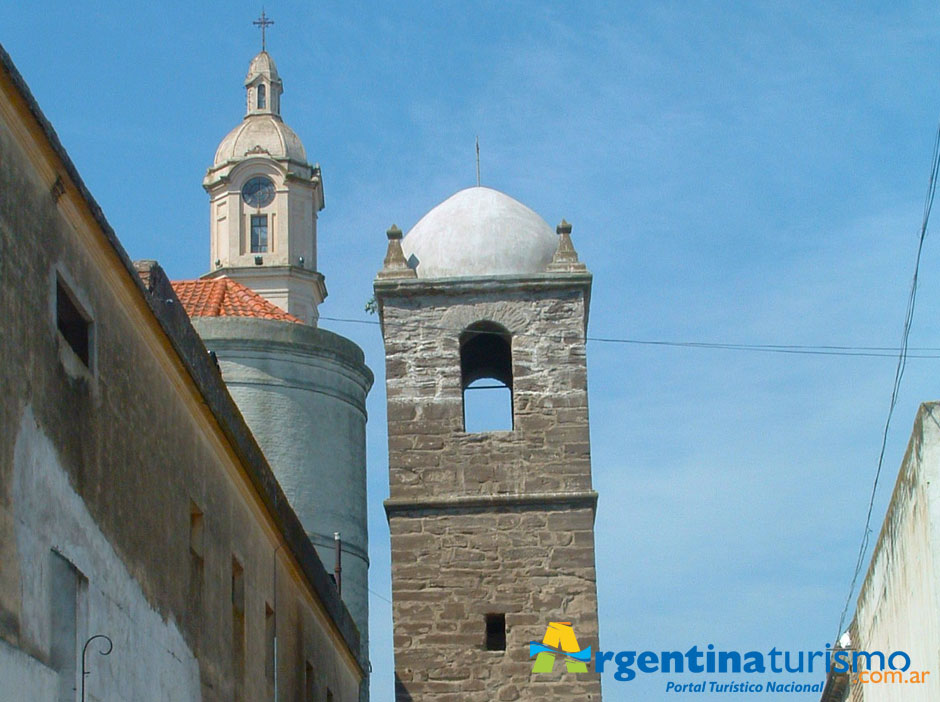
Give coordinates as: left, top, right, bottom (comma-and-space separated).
460, 321, 513, 433
250, 214, 268, 253
56, 276, 91, 366
231, 557, 244, 612
187, 501, 205, 635
485, 613, 506, 651
265, 603, 276, 681
257, 83, 266, 109
189, 502, 204, 561
326, 688, 334, 702
49, 550, 86, 702
304, 661, 315, 702
232, 557, 246, 699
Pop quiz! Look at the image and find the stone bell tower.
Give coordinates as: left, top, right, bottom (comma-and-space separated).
375, 186, 602, 701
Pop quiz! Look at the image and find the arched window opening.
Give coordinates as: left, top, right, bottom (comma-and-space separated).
460, 321, 513, 432
257, 84, 266, 109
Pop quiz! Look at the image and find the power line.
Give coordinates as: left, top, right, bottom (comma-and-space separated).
369, 587, 392, 605
835, 117, 940, 643
319, 315, 940, 360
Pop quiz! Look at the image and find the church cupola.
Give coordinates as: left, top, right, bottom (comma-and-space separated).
245, 51, 283, 117
202, 40, 326, 326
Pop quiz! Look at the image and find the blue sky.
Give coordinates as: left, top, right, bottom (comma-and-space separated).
4, 2, 940, 699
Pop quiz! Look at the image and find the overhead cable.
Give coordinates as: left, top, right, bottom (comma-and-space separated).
835, 117, 940, 643
319, 315, 940, 359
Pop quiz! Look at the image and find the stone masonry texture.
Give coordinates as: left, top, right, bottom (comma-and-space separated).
376, 275, 602, 701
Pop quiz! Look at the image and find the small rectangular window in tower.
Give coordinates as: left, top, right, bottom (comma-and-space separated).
485, 613, 506, 651
56, 276, 91, 367
251, 214, 268, 253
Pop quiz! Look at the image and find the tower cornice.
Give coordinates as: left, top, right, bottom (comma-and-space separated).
373, 271, 592, 296
374, 271, 593, 334
384, 490, 599, 518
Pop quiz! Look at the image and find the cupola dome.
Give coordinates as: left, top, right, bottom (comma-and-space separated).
401, 187, 558, 278
212, 117, 307, 167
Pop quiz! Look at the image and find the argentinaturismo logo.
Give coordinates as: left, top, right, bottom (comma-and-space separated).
529, 622, 592, 674
526, 622, 927, 693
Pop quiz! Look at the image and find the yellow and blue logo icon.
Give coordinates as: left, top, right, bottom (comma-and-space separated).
529, 622, 591, 673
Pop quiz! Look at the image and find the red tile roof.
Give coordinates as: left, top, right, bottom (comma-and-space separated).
171, 279, 303, 323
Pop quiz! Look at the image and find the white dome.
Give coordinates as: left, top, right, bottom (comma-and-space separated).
213, 115, 306, 167
401, 187, 558, 278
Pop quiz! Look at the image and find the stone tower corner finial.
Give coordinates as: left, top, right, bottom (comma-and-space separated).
377, 224, 417, 279
548, 219, 587, 272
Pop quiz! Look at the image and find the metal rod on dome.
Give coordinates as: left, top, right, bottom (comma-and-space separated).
475, 136, 481, 186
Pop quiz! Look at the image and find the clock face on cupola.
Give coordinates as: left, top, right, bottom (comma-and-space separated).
201, 37, 326, 326
241, 176, 276, 209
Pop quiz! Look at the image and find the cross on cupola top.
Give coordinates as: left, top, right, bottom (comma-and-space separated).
253, 10, 274, 51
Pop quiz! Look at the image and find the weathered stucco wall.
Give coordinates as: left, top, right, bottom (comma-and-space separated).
0, 46, 360, 702
9, 407, 201, 701
847, 403, 940, 702
376, 276, 602, 701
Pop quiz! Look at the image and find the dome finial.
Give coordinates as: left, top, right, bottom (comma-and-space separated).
548, 219, 587, 272
377, 225, 417, 280
253, 9, 274, 52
